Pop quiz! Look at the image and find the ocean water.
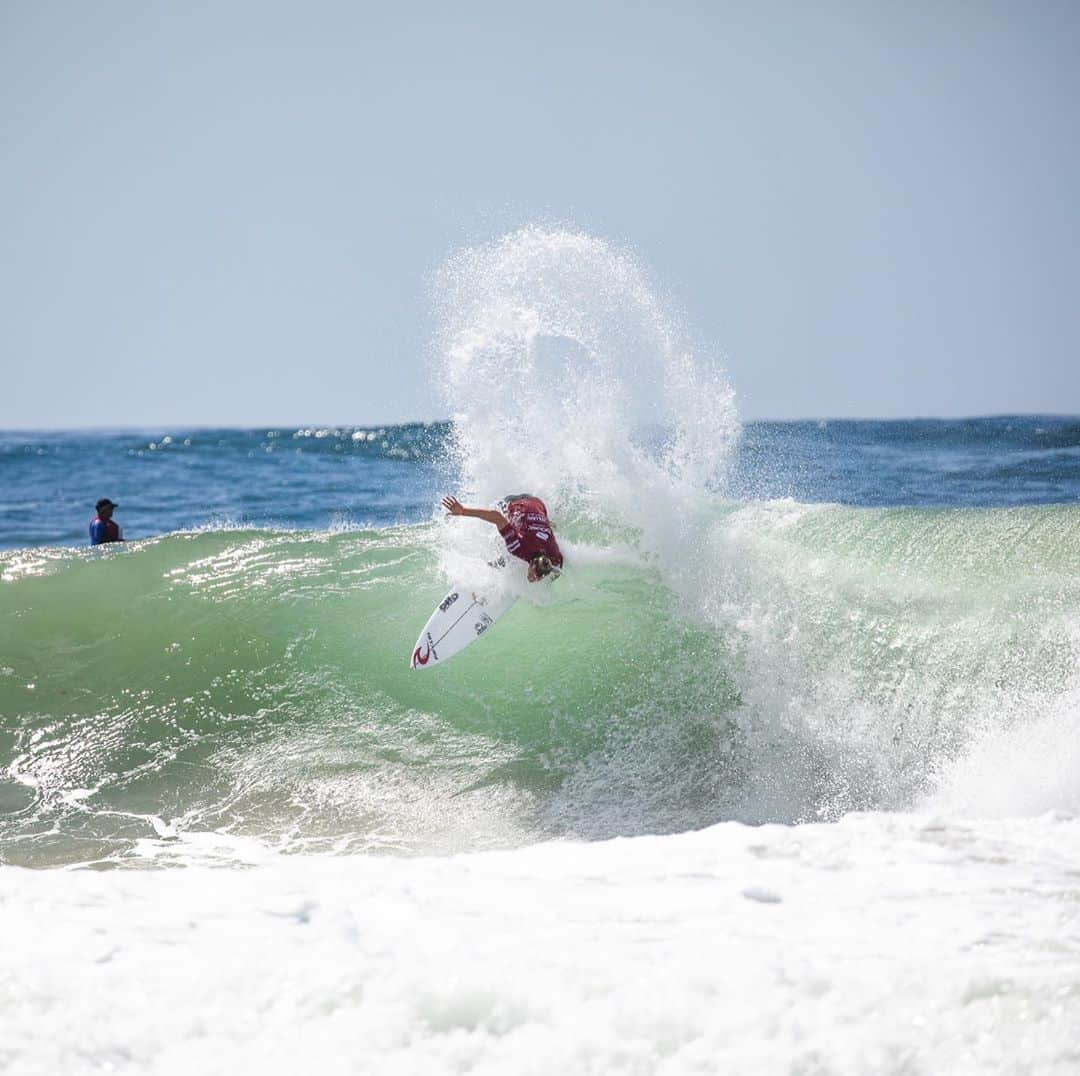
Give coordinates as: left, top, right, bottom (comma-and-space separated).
3, 412, 1079, 552
3, 229, 1080, 1074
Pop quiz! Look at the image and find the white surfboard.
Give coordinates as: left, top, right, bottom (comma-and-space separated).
409, 583, 517, 670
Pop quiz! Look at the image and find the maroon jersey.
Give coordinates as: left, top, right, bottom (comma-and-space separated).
499, 497, 563, 568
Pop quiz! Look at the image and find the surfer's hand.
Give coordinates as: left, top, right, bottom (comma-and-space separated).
441, 498, 510, 530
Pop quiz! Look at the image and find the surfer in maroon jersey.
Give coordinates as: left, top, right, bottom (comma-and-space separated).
441, 494, 563, 581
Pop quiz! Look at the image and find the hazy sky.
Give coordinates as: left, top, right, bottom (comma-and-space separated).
2, 1, 1077, 427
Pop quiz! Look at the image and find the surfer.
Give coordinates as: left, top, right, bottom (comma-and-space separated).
89, 498, 124, 545
442, 494, 563, 581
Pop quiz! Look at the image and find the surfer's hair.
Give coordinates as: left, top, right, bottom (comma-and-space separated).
532, 554, 556, 578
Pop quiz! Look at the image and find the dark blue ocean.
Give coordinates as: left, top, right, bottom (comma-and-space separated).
1, 416, 1077, 550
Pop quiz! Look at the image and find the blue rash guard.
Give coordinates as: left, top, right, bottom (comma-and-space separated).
89, 517, 122, 545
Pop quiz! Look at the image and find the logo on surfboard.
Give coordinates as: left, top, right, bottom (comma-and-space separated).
412, 633, 435, 668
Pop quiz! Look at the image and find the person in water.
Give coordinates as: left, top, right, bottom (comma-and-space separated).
89, 498, 124, 545
442, 494, 563, 581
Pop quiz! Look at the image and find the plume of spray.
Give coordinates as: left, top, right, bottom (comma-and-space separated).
432, 226, 739, 560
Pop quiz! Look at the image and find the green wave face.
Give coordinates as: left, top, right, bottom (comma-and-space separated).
0, 525, 740, 866
2, 502, 1078, 867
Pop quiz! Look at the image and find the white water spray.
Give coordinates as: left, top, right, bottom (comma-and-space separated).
434, 226, 738, 552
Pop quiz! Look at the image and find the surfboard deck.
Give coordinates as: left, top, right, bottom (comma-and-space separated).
409, 583, 517, 670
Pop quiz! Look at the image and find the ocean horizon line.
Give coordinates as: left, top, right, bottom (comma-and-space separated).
2, 411, 1078, 436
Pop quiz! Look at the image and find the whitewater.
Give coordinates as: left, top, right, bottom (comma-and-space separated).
3, 229, 1080, 1074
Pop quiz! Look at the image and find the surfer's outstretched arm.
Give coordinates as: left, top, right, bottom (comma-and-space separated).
441, 496, 509, 530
